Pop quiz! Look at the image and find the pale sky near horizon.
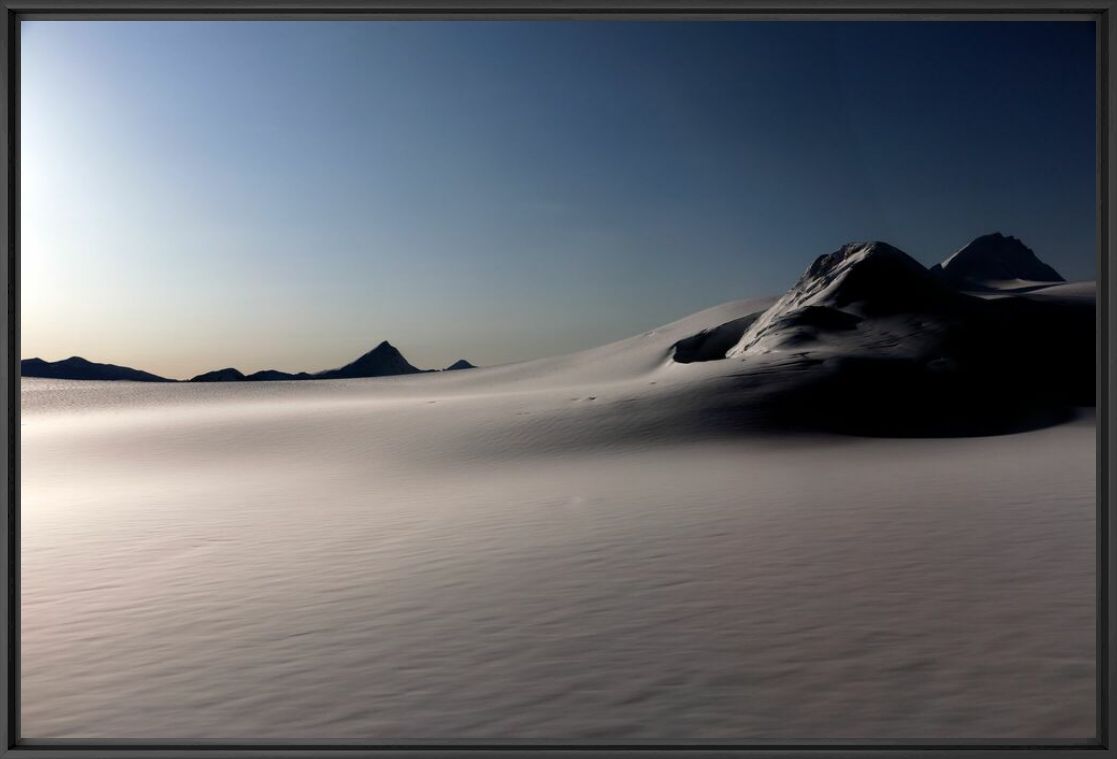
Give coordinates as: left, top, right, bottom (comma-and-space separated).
21, 20, 1096, 379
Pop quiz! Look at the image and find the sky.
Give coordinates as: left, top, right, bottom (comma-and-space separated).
20, 20, 1096, 379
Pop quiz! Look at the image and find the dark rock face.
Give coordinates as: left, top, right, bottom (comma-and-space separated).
21, 356, 171, 382
189, 368, 246, 383
444, 359, 476, 371
768, 305, 862, 332
931, 232, 1064, 286
316, 341, 422, 380
672, 312, 762, 364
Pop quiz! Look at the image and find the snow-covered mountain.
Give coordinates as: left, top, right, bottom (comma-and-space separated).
726, 241, 966, 358
930, 232, 1064, 287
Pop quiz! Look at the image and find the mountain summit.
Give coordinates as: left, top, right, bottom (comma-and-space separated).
785, 241, 952, 314
316, 340, 422, 380
727, 241, 960, 356
930, 232, 1064, 286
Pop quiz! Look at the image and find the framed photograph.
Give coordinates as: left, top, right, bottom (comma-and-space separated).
2, 1, 1113, 757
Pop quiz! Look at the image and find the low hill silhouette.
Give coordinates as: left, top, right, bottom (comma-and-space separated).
21, 356, 171, 382
190, 368, 246, 383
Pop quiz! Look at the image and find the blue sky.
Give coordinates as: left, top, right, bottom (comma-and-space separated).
21, 20, 1096, 378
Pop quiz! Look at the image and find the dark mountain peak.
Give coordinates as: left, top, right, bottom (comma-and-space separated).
791, 240, 952, 315
355, 340, 407, 362
804, 241, 916, 279
933, 233, 1064, 285
359, 340, 404, 358
189, 367, 246, 383
316, 340, 421, 380
445, 359, 475, 371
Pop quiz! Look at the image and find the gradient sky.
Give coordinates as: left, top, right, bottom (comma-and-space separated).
21, 20, 1096, 379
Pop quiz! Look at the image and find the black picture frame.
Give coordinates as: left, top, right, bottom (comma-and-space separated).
2, 2, 1112, 757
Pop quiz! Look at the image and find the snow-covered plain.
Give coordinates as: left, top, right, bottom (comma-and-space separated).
20, 288, 1096, 742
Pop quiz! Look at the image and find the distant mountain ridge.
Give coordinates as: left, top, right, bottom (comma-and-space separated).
188, 341, 442, 382
22, 232, 1071, 387
245, 369, 314, 381
21, 356, 172, 382
190, 368, 247, 383
23, 342, 474, 383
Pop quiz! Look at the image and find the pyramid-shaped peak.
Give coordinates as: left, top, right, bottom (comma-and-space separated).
803, 241, 921, 281
316, 340, 421, 380
936, 233, 1063, 284
354, 340, 406, 359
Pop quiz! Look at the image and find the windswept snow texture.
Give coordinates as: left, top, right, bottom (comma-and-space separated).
21, 275, 1096, 741
19, 238, 1095, 741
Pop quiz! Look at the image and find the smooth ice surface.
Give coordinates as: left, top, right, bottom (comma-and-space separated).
21, 299, 1095, 741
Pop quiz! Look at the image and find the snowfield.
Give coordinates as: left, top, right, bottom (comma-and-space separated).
20, 243, 1097, 741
